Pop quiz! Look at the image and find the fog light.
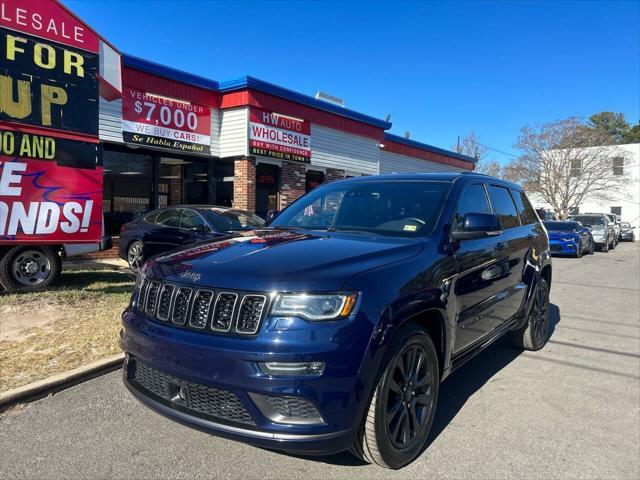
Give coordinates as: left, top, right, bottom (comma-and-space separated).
258, 361, 325, 376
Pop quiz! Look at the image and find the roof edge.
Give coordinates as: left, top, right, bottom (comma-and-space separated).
219, 76, 392, 130
384, 133, 478, 164
122, 54, 220, 91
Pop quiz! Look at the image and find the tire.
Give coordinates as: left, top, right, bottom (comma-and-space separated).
511, 278, 550, 351
127, 241, 145, 273
602, 239, 609, 253
575, 240, 582, 258
351, 325, 439, 469
0, 246, 61, 292
588, 239, 595, 255
610, 236, 616, 250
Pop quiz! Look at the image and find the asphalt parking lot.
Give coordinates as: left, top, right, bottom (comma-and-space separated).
1, 243, 639, 479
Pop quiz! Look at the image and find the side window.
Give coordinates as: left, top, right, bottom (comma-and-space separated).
143, 211, 159, 224
487, 185, 520, 229
181, 210, 210, 231
453, 184, 491, 230
512, 190, 539, 225
155, 208, 182, 228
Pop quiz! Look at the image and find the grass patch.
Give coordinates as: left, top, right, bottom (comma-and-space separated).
0, 268, 135, 392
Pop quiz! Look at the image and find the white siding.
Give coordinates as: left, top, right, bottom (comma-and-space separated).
210, 109, 221, 157
310, 124, 379, 175
220, 107, 248, 158
99, 97, 123, 143
380, 150, 465, 174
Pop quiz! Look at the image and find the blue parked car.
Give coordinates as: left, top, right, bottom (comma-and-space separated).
543, 221, 594, 257
119, 206, 264, 272
120, 173, 552, 469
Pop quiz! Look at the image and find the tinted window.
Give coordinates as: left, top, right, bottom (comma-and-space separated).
271, 181, 451, 237
453, 184, 490, 230
487, 185, 520, 229
181, 210, 210, 231
544, 221, 580, 231
143, 211, 159, 224
512, 190, 539, 225
155, 208, 182, 228
202, 210, 264, 232
570, 215, 605, 226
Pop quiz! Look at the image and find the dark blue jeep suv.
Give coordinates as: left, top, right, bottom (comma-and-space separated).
120, 173, 552, 469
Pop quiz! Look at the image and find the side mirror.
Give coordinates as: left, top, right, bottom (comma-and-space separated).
266, 210, 280, 223
451, 213, 502, 241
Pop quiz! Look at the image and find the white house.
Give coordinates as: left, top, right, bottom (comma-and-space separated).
528, 143, 640, 237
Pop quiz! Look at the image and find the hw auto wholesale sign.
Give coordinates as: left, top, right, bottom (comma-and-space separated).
249, 107, 311, 163
123, 87, 211, 154
0, 0, 103, 244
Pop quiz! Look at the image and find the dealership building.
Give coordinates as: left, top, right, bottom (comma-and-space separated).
1, 0, 477, 238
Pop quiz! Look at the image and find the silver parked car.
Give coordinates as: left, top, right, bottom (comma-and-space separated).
568, 214, 616, 252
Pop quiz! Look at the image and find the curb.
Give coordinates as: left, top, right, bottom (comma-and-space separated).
0, 353, 125, 409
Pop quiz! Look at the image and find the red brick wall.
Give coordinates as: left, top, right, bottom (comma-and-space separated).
170, 165, 182, 205
326, 168, 345, 182
279, 161, 306, 210
77, 237, 120, 260
234, 157, 256, 211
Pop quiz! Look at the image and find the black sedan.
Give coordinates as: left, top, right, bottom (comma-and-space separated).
620, 222, 636, 242
119, 205, 264, 272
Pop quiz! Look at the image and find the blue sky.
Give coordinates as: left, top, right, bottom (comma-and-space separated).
67, 0, 639, 164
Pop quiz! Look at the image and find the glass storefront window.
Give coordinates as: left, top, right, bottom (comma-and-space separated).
103, 150, 153, 234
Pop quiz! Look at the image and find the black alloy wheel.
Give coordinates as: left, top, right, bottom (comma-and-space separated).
351, 325, 439, 469
385, 344, 434, 449
511, 277, 551, 351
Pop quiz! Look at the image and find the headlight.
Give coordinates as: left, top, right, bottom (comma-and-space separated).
270, 293, 358, 321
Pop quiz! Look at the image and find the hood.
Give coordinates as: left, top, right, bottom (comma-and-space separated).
144, 228, 425, 292
547, 229, 577, 237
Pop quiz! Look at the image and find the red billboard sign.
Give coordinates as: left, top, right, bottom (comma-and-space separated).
122, 87, 212, 154
0, 0, 99, 53
0, 133, 103, 244
249, 107, 311, 163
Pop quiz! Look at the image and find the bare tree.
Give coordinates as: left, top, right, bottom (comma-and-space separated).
456, 131, 503, 177
503, 117, 633, 219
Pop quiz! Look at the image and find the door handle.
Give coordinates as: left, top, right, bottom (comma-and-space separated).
495, 242, 507, 251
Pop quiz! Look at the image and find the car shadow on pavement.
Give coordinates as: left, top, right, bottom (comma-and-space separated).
425, 302, 561, 449
285, 303, 561, 468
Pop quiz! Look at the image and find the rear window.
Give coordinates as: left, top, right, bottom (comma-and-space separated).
487, 185, 520, 229
512, 190, 539, 225
154, 208, 181, 228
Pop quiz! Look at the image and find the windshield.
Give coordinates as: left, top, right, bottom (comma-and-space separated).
570, 215, 605, 226
544, 221, 580, 231
270, 180, 451, 236
202, 209, 264, 231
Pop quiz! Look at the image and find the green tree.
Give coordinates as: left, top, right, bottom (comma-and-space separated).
623, 122, 640, 144
587, 111, 631, 144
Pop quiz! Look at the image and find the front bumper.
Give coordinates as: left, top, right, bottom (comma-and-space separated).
549, 239, 579, 255
119, 309, 377, 454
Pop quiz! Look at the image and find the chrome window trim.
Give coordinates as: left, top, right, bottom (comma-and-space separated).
210, 292, 238, 332
171, 287, 193, 326
188, 289, 216, 329
156, 283, 177, 322
235, 294, 267, 335
144, 281, 162, 316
